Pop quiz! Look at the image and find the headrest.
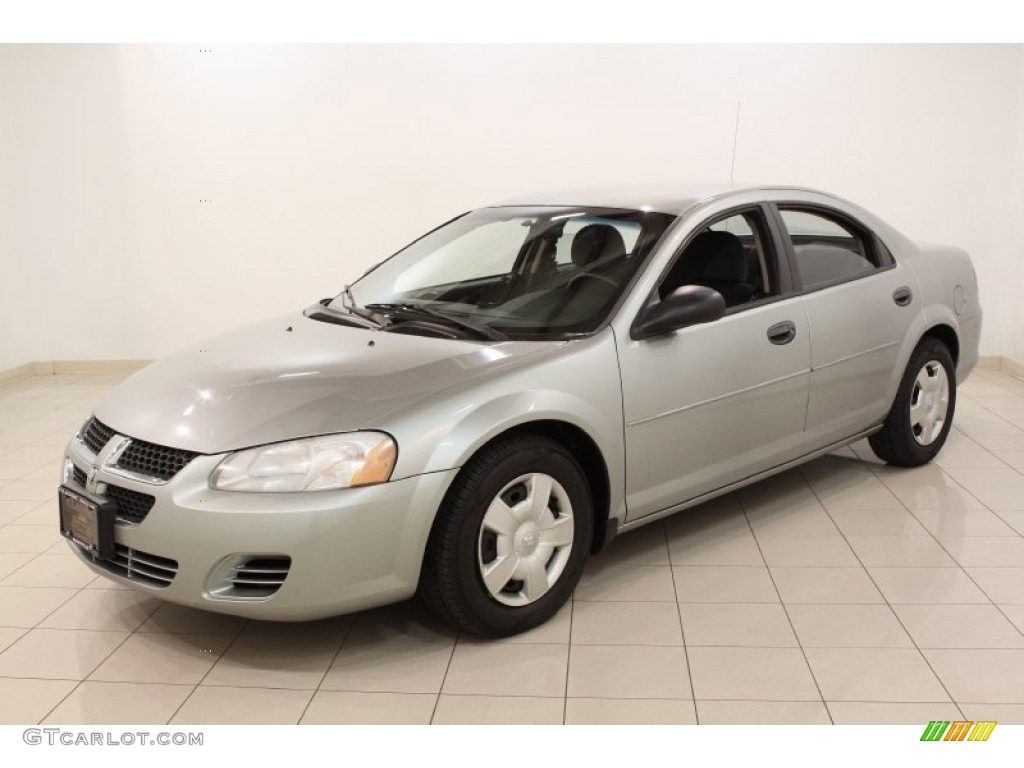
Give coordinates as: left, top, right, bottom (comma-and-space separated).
681, 230, 750, 282
571, 224, 627, 268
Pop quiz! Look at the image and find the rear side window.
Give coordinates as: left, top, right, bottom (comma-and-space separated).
778, 208, 879, 290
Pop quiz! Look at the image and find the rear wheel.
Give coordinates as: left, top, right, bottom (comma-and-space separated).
869, 337, 956, 466
419, 434, 593, 637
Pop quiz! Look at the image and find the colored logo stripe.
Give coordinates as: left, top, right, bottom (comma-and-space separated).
944, 721, 973, 741
968, 722, 997, 741
920, 720, 996, 742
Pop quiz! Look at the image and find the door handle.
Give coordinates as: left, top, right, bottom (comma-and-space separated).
767, 321, 797, 345
893, 286, 913, 306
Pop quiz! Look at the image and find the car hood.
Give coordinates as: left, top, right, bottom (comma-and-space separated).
94, 312, 557, 454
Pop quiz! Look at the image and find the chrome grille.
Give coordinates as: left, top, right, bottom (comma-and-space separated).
105, 484, 156, 525
228, 556, 291, 598
67, 466, 155, 525
78, 414, 201, 483
100, 544, 178, 588
80, 417, 115, 455
117, 439, 198, 481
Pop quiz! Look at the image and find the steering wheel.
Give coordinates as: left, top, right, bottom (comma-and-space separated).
567, 272, 618, 291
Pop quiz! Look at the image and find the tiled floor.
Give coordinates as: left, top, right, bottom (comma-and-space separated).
1, 369, 1024, 725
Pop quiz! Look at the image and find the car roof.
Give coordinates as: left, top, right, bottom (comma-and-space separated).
492, 183, 832, 216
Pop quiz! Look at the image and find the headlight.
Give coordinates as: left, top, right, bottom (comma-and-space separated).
209, 432, 397, 492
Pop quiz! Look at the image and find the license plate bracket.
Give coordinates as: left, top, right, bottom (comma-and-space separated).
58, 485, 115, 559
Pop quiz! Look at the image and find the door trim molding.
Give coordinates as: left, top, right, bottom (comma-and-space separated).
626, 368, 810, 427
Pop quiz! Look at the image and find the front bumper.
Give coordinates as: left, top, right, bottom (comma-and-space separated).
63, 437, 457, 620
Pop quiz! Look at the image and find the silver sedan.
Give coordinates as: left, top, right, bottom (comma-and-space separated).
58, 185, 982, 635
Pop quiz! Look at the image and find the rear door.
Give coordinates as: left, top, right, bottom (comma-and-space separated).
771, 204, 918, 446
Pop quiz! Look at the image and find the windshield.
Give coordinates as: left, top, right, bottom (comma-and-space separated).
331, 206, 677, 340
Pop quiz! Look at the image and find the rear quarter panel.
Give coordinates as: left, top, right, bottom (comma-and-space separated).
896, 241, 981, 388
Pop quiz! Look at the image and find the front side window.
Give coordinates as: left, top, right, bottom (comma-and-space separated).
778, 207, 879, 290
657, 208, 778, 308
334, 206, 676, 339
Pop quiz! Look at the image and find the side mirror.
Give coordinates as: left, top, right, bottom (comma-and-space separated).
631, 285, 726, 340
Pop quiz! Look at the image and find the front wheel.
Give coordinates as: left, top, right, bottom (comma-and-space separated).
419, 434, 593, 637
869, 337, 956, 466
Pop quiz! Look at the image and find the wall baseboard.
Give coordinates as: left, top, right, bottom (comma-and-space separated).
1, 360, 152, 385
1002, 356, 1024, 379
0, 363, 35, 386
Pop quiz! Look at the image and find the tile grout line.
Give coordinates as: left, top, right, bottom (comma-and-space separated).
164, 617, 251, 725
665, 521, 699, 725
295, 618, 357, 725
0, 546, 70, 588
33, 604, 163, 724
861, 435, 1024, 640
938, 417, 1024, 537
736, 485, 834, 725
0, 674, 986, 706
799, 463, 968, 720
562, 589, 575, 725
955, 385, 1024, 444
428, 628, 460, 725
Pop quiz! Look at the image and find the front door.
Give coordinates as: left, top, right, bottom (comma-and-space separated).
616, 206, 811, 521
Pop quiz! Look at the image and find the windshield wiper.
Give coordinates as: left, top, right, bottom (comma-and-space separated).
338, 286, 388, 329
365, 303, 509, 341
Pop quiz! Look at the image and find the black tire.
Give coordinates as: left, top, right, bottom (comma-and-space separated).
869, 337, 956, 467
419, 433, 594, 637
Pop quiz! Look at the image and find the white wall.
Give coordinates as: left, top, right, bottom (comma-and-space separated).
0, 49, 29, 371
1, 44, 1022, 371
1008, 47, 1024, 368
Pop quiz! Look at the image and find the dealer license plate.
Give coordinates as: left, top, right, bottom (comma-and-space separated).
58, 485, 115, 559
